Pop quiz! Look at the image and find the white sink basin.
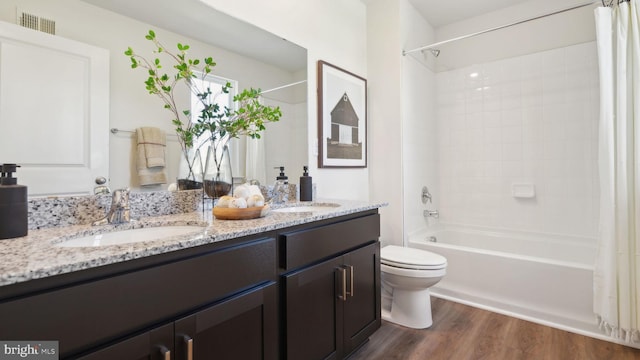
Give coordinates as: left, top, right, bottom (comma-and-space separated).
55, 226, 206, 248
272, 204, 340, 213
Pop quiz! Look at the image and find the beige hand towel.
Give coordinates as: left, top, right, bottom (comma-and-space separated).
137, 127, 166, 168
136, 127, 167, 186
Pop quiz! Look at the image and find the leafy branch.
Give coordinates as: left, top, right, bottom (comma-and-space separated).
124, 30, 282, 181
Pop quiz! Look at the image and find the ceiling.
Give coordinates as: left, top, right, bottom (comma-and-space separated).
83, 0, 553, 69
80, 0, 307, 73
408, 0, 533, 28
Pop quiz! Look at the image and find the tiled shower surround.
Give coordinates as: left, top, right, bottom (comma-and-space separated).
436, 42, 599, 238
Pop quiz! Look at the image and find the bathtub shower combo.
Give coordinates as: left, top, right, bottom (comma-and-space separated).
408, 226, 598, 336
399, 1, 603, 339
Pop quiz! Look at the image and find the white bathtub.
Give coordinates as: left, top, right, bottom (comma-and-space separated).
408, 226, 600, 336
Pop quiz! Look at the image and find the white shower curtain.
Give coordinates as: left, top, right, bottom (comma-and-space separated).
594, 0, 640, 344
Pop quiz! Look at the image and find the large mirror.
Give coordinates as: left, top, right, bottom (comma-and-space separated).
0, 0, 307, 196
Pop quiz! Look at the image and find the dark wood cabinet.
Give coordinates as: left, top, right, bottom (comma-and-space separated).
76, 324, 174, 360
0, 210, 381, 360
284, 243, 380, 360
174, 283, 278, 360
284, 256, 345, 360
342, 243, 380, 356
281, 214, 381, 360
0, 236, 277, 359
77, 283, 277, 360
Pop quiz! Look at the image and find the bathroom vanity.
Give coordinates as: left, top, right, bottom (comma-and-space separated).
0, 199, 382, 360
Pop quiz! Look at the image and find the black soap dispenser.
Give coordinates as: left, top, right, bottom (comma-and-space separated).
276, 166, 288, 184
0, 164, 28, 239
299, 166, 312, 201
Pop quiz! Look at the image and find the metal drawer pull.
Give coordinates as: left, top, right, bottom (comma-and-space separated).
346, 265, 354, 297
159, 347, 170, 360
184, 336, 193, 360
337, 267, 347, 301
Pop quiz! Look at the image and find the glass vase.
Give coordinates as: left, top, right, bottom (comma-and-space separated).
177, 147, 203, 190
203, 142, 232, 199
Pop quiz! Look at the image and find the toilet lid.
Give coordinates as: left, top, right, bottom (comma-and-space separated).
381, 245, 447, 270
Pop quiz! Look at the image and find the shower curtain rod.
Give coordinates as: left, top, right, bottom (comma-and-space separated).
261, 80, 307, 94
402, 0, 600, 56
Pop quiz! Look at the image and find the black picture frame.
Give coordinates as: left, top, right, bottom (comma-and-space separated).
317, 60, 367, 168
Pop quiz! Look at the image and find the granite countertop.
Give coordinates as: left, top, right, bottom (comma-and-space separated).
0, 200, 386, 287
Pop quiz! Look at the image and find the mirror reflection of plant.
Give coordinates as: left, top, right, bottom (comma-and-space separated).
124, 30, 282, 182
195, 87, 282, 176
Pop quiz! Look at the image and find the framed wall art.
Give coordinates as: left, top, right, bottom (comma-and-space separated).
317, 60, 367, 168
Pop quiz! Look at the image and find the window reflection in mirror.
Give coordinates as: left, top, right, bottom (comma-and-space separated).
189, 74, 234, 182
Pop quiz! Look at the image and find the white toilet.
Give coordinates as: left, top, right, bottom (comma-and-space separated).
380, 245, 447, 329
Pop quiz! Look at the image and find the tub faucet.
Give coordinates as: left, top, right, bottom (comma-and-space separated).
93, 188, 131, 225
424, 209, 439, 219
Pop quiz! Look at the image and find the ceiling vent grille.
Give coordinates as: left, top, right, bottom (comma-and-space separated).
18, 11, 56, 35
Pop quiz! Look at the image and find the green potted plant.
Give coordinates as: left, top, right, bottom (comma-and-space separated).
198, 87, 282, 198
124, 30, 281, 192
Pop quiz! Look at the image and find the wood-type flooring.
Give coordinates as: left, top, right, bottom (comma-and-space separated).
349, 297, 640, 360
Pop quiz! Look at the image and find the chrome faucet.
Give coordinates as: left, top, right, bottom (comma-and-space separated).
93, 188, 131, 225
423, 209, 439, 219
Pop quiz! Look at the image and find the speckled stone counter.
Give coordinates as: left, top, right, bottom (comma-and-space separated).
28, 190, 202, 230
0, 199, 386, 287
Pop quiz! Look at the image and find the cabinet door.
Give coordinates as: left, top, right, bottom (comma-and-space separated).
283, 256, 345, 360
174, 283, 277, 360
76, 323, 173, 360
342, 242, 381, 356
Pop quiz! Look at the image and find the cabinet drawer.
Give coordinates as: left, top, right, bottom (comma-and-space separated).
281, 214, 380, 270
0, 237, 276, 358
76, 323, 173, 360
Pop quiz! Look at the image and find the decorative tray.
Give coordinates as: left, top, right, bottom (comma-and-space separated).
212, 205, 269, 220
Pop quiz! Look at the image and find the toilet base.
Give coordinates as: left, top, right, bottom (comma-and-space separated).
382, 287, 433, 329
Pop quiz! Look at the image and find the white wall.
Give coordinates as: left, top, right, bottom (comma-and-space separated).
366, 0, 404, 246
0, 0, 304, 191
400, 1, 438, 241
364, 0, 441, 246
201, 0, 370, 201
